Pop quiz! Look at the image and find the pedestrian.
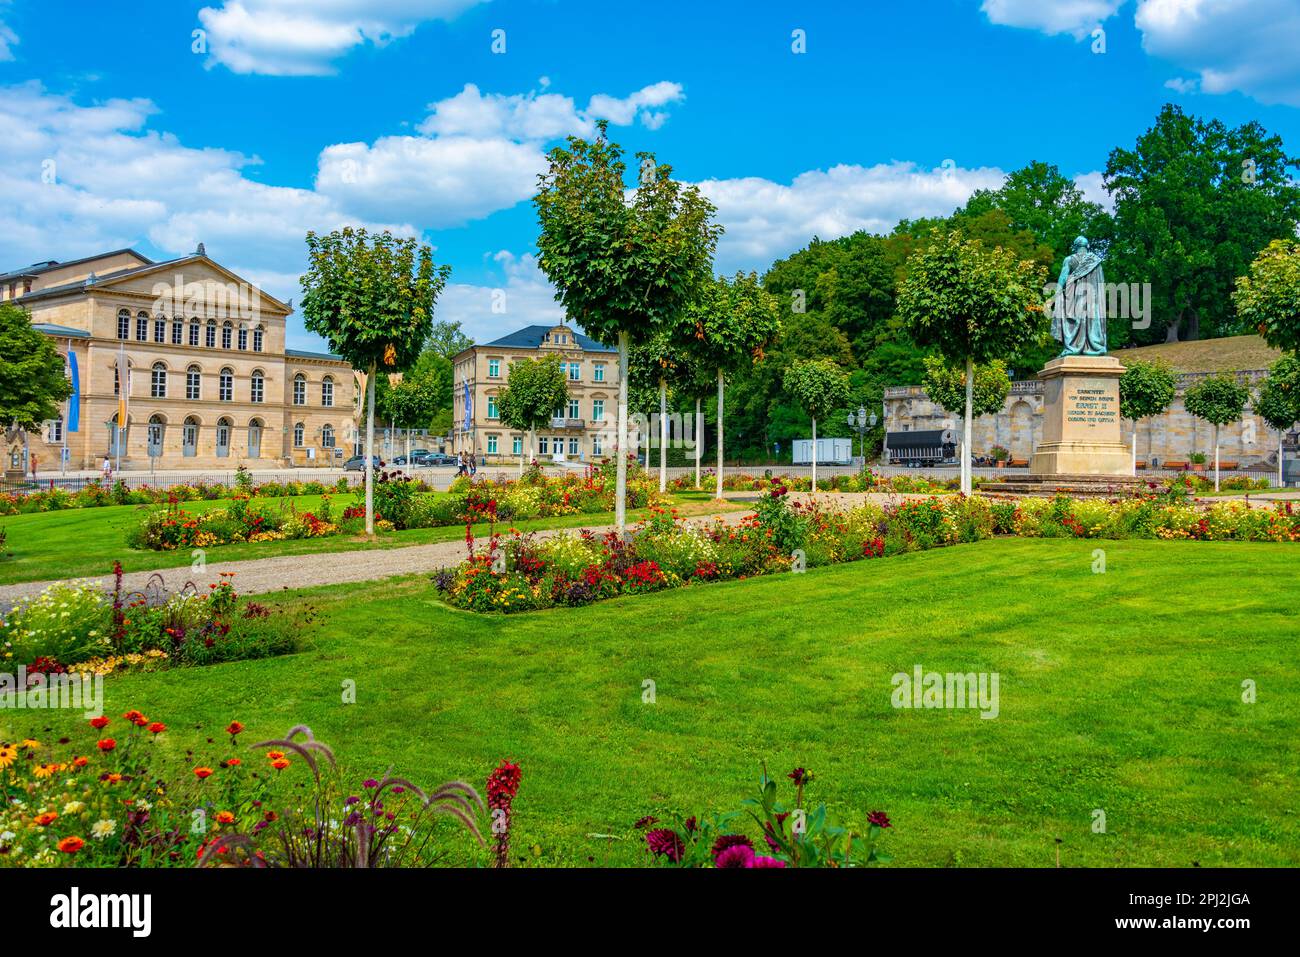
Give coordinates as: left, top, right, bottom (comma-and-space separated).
469, 452, 477, 477
456, 452, 467, 477
102, 455, 112, 480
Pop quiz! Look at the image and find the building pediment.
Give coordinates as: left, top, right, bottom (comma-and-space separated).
92, 256, 292, 318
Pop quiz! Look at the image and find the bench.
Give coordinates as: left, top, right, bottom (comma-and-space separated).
1163, 461, 1189, 471
1135, 461, 1148, 470
1007, 458, 1029, 468
1218, 461, 1240, 470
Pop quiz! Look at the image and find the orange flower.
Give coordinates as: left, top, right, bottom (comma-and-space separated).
215, 811, 235, 824
271, 758, 290, 771
105, 773, 123, 783
57, 836, 86, 854
89, 716, 110, 730
223, 757, 242, 767
122, 710, 147, 726
97, 739, 116, 752
72, 756, 89, 767
265, 750, 285, 760
34, 812, 58, 826
148, 722, 166, 734
226, 721, 244, 736
193, 766, 214, 779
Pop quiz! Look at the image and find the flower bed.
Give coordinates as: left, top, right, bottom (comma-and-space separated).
0, 717, 500, 867
434, 480, 1300, 613
0, 567, 306, 678
0, 473, 354, 516
672, 470, 956, 494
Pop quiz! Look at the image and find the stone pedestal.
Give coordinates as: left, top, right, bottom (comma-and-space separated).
1029, 355, 1132, 477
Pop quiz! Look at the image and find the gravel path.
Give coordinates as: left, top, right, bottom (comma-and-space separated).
0, 508, 758, 610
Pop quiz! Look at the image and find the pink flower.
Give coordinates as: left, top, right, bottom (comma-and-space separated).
714, 844, 755, 868
748, 855, 787, 868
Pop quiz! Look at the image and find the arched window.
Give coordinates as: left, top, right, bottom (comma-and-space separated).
221, 321, 233, 350
293, 373, 306, 406
250, 369, 264, 404
147, 414, 166, 458
238, 325, 248, 350
154, 317, 166, 343
182, 416, 199, 457
171, 318, 183, 345
321, 424, 335, 449
186, 365, 201, 401
293, 422, 305, 448
189, 318, 200, 347
205, 319, 217, 348
117, 309, 130, 340
219, 367, 233, 402
252, 327, 264, 353
150, 362, 167, 399
321, 376, 334, 407
135, 311, 149, 341
215, 417, 232, 458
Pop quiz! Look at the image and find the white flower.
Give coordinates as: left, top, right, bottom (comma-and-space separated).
91, 819, 116, 839
62, 801, 85, 815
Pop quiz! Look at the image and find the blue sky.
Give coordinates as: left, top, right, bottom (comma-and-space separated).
2, 0, 1297, 349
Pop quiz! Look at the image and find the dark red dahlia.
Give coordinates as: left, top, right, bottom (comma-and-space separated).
645, 828, 684, 862
787, 767, 811, 787
714, 844, 755, 868
867, 810, 892, 829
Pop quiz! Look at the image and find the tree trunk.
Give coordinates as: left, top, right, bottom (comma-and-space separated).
962, 355, 974, 496
365, 364, 376, 535
715, 369, 725, 500
658, 377, 668, 494
1214, 423, 1221, 492
1131, 422, 1138, 477
1280, 435, 1285, 490
518, 430, 526, 478
616, 331, 629, 533
694, 395, 702, 490
811, 416, 818, 493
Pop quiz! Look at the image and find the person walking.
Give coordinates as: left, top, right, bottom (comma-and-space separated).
102, 455, 112, 481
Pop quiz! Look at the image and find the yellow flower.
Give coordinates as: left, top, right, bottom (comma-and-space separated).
19, 739, 40, 750
0, 745, 17, 769
33, 763, 59, 779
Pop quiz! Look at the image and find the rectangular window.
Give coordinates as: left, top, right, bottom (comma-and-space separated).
221, 325, 232, 349
567, 399, 580, 419
238, 328, 248, 350
136, 317, 147, 341
487, 435, 498, 454
569, 438, 579, 455
253, 329, 263, 352
512, 436, 523, 455
172, 321, 183, 345
538, 436, 549, 455
322, 380, 334, 407
219, 374, 233, 402
251, 377, 264, 403
488, 359, 500, 378
487, 396, 499, 419
592, 433, 603, 456
293, 378, 305, 405
593, 363, 605, 382
47, 419, 63, 443
592, 399, 604, 422
117, 314, 130, 339
568, 362, 580, 381
206, 324, 216, 348
154, 319, 166, 343
189, 323, 200, 347
186, 370, 200, 401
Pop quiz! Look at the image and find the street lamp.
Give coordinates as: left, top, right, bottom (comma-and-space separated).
847, 406, 878, 465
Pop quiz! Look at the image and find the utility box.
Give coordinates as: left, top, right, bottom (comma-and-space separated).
792, 437, 852, 465
1284, 456, 1300, 488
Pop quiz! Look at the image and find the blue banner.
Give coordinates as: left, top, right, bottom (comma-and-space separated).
66, 350, 80, 433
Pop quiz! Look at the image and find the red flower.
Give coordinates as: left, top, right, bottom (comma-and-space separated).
867, 810, 892, 829
194, 766, 214, 779
226, 721, 244, 736
148, 722, 166, 734
123, 709, 147, 726
58, 836, 86, 854
89, 716, 110, 730
96, 739, 116, 752
486, 759, 522, 809
645, 828, 684, 862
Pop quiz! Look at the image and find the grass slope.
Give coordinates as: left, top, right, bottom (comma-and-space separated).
4, 538, 1296, 867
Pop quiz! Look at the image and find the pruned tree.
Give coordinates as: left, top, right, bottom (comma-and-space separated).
784, 358, 851, 490
1254, 354, 1300, 488
1119, 358, 1178, 475
301, 228, 450, 534
1234, 238, 1300, 353
534, 122, 722, 531
921, 356, 1011, 419
1184, 373, 1251, 491
0, 303, 73, 432
496, 355, 569, 476
897, 229, 1046, 494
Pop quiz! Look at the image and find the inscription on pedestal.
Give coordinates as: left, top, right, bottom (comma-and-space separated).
1064, 385, 1119, 428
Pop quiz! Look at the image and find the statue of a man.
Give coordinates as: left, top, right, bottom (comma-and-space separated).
1051, 235, 1107, 357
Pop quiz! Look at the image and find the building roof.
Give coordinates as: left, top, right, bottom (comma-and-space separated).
32, 323, 90, 339
483, 324, 616, 353
0, 248, 152, 283
285, 347, 347, 364
1113, 335, 1281, 374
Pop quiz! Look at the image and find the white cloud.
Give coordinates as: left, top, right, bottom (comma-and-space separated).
1073, 170, 1114, 212
0, 20, 17, 62
1135, 0, 1300, 107
695, 161, 1008, 269
197, 0, 486, 76
980, 0, 1127, 38
437, 250, 564, 345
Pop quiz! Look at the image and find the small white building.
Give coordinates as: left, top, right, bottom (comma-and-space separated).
793, 437, 852, 465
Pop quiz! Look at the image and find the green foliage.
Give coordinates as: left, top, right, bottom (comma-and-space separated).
425, 319, 474, 359
383, 372, 444, 430
1233, 238, 1300, 354
783, 358, 851, 423
497, 355, 570, 435
1118, 358, 1178, 422
688, 271, 783, 377
0, 303, 73, 430
533, 122, 721, 347
1254, 354, 1300, 431
300, 227, 451, 374
1184, 373, 1251, 427
896, 228, 1047, 366
1106, 104, 1300, 344
921, 355, 1011, 418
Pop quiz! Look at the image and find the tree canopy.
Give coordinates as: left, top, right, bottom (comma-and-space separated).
921, 356, 1011, 419
1118, 358, 1178, 422
0, 304, 73, 431
497, 356, 570, 438
1233, 238, 1300, 354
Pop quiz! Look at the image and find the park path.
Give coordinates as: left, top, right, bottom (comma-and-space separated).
0, 506, 762, 610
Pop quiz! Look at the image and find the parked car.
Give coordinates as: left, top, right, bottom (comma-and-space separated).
343, 455, 383, 472
413, 452, 457, 467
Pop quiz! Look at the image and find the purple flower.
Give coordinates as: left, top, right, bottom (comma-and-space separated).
867, 810, 892, 829
645, 828, 684, 862
714, 844, 755, 868
345, 796, 360, 806
748, 855, 787, 868
362, 779, 379, 789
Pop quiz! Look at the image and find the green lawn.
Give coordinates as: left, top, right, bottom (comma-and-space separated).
0, 491, 738, 585
4, 537, 1295, 867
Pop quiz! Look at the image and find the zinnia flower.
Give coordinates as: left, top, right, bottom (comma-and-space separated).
148, 722, 166, 734
645, 828, 684, 862
96, 739, 116, 752
57, 836, 86, 854
34, 812, 58, 826
89, 716, 110, 730
91, 819, 116, 839
193, 766, 214, 779
72, 756, 88, 767
271, 758, 290, 770
226, 721, 244, 736
215, 811, 235, 824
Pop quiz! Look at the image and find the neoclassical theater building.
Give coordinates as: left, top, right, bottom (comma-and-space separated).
884, 336, 1293, 468
3, 247, 356, 471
